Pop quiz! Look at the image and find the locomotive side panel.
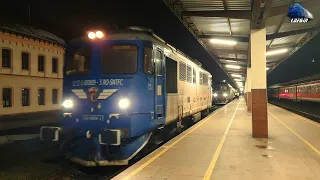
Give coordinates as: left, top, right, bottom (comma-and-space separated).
164, 50, 211, 125
164, 55, 179, 124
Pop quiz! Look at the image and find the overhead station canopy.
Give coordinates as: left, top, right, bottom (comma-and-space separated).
163, 0, 320, 89
269, 72, 320, 88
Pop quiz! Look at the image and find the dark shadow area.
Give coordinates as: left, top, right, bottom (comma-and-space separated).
0, 0, 234, 86
268, 99, 320, 123
268, 33, 320, 86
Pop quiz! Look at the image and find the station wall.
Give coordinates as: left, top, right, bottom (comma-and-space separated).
0, 32, 65, 116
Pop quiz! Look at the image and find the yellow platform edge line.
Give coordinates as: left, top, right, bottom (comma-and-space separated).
270, 104, 320, 128
203, 101, 241, 180
269, 112, 320, 156
121, 101, 237, 180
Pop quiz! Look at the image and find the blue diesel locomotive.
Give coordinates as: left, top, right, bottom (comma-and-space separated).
40, 27, 213, 166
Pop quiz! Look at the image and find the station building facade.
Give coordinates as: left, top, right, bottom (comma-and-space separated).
0, 25, 65, 116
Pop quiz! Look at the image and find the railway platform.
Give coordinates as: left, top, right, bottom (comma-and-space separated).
113, 97, 320, 180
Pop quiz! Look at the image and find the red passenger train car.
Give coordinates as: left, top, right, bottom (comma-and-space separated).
268, 74, 320, 103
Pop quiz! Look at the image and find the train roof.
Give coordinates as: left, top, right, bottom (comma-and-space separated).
268, 73, 320, 88
69, 27, 208, 72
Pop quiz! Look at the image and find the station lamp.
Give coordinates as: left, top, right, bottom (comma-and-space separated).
266, 67, 270, 70
226, 65, 241, 69
210, 39, 237, 45
266, 48, 288, 56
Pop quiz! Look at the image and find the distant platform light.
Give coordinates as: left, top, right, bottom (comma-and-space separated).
88, 32, 96, 39
96, 31, 104, 38
266, 48, 288, 56
266, 67, 270, 70
210, 39, 237, 45
226, 65, 241, 69
236, 82, 243, 86
231, 74, 242, 78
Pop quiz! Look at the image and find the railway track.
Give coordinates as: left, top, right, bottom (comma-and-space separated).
37, 165, 126, 180
37, 166, 78, 180
36, 105, 221, 180
269, 101, 320, 123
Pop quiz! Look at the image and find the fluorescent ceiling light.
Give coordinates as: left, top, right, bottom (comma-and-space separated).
226, 65, 241, 69
236, 82, 243, 86
266, 49, 288, 56
210, 39, 237, 45
266, 67, 269, 70
231, 74, 242, 78
234, 78, 242, 81
222, 60, 237, 63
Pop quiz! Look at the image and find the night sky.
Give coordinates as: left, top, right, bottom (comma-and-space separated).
1, 0, 319, 87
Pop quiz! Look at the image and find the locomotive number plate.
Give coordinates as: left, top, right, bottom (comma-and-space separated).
82, 115, 104, 121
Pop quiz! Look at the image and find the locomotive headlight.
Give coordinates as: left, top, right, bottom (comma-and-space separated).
95, 31, 104, 38
213, 93, 218, 97
223, 93, 228, 97
88, 32, 96, 39
119, 98, 130, 109
62, 99, 74, 108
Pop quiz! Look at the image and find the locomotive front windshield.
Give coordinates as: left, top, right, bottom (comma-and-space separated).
101, 45, 138, 74
65, 45, 138, 75
213, 84, 228, 91
66, 46, 91, 75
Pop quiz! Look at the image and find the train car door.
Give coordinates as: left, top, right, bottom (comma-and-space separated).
153, 48, 165, 122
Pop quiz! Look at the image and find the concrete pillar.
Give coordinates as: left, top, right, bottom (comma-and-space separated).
246, 68, 252, 112
250, 28, 268, 138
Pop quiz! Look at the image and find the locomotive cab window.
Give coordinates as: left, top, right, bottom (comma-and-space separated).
66, 46, 91, 75
101, 45, 137, 74
199, 72, 203, 85
154, 50, 163, 75
144, 47, 153, 74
